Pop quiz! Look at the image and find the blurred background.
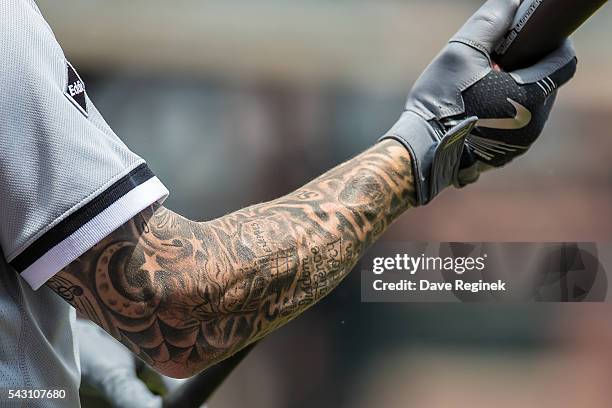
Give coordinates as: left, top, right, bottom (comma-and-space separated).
37, 0, 612, 407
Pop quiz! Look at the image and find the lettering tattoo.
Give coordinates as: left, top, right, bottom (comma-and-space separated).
47, 140, 416, 377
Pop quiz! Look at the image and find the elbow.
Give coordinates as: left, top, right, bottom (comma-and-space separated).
155, 365, 201, 380
155, 341, 256, 380
152, 358, 217, 380
152, 347, 243, 380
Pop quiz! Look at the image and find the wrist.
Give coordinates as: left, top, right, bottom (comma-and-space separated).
380, 111, 477, 206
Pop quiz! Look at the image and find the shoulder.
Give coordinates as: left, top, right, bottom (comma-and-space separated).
1, 0, 50, 30
0, 0, 66, 84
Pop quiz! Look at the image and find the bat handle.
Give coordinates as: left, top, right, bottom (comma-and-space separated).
493, 0, 608, 71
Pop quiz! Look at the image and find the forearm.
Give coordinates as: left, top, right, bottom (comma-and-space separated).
199, 139, 415, 341
49, 140, 415, 378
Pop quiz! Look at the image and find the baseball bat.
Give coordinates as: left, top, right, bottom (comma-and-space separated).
493, 0, 608, 70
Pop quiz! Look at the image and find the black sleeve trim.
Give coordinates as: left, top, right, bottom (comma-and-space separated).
10, 163, 154, 273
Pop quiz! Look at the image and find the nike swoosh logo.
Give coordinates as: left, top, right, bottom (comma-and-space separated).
476, 98, 532, 130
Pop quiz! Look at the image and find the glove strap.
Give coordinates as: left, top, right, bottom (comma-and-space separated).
381, 111, 477, 205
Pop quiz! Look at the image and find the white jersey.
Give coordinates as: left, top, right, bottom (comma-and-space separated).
0, 1, 168, 406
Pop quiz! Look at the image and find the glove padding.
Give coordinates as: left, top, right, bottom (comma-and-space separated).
381, 0, 577, 205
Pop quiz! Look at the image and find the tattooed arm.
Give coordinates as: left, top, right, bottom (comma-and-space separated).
46, 140, 415, 378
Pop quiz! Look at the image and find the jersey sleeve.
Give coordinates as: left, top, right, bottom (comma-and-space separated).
0, 0, 169, 290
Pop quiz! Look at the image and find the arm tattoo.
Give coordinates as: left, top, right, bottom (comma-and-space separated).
48, 140, 416, 377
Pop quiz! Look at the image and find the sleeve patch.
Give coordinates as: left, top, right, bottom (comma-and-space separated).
64, 60, 88, 117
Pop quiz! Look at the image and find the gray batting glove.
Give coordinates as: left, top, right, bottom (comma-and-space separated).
381, 0, 577, 205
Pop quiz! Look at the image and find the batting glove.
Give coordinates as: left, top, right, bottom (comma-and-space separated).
381, 0, 577, 205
